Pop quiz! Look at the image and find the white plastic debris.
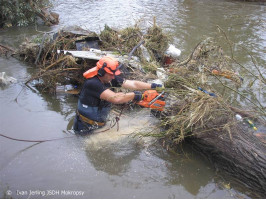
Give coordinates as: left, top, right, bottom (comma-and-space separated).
156, 67, 168, 82
165, 44, 181, 58
140, 44, 151, 62
56, 84, 75, 92
235, 114, 243, 121
0, 72, 17, 85
149, 79, 163, 87
56, 84, 79, 95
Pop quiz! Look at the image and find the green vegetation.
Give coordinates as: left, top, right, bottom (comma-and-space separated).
0, 0, 50, 27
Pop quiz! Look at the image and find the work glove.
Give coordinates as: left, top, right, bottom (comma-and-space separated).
133, 91, 143, 102
151, 83, 165, 93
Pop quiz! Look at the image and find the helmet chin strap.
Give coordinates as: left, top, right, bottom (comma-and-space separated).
97, 73, 112, 84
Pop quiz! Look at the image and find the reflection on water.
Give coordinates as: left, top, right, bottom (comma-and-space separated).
85, 137, 141, 175
151, 144, 217, 197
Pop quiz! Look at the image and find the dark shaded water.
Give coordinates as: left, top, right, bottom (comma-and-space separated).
0, 0, 265, 198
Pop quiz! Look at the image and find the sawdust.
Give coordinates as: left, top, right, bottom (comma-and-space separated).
84, 109, 159, 150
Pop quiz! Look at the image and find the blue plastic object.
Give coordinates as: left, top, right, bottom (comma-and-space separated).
198, 87, 216, 97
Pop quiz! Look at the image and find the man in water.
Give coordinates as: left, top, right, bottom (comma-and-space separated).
73, 56, 163, 134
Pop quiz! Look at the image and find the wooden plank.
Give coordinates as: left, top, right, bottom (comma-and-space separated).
57, 49, 121, 61
57, 49, 143, 70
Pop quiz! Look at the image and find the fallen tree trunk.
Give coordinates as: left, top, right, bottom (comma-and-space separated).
185, 124, 266, 198
161, 94, 266, 198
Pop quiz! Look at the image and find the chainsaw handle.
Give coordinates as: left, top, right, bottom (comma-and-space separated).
148, 91, 165, 105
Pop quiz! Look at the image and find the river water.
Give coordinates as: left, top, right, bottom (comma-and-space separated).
0, 0, 265, 199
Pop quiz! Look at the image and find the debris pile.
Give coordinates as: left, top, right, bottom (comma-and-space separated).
2, 23, 265, 138
6, 23, 265, 141
159, 37, 265, 142
18, 23, 169, 93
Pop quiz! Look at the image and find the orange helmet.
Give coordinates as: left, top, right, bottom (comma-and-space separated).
83, 56, 121, 79
97, 56, 121, 75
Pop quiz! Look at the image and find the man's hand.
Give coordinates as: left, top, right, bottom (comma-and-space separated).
133, 91, 143, 102
151, 83, 165, 93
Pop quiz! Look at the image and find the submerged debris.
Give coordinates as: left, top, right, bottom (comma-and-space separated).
0, 44, 15, 57
0, 72, 17, 86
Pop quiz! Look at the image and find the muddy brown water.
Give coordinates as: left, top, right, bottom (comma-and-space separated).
0, 0, 265, 198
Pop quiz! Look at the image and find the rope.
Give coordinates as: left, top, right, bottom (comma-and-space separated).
0, 133, 75, 143
82, 104, 127, 134
0, 105, 127, 142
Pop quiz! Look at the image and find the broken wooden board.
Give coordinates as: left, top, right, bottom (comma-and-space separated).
57, 49, 142, 70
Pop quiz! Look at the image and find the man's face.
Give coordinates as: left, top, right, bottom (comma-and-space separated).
102, 72, 115, 83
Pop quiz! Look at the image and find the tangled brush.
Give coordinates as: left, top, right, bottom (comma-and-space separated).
159, 36, 265, 143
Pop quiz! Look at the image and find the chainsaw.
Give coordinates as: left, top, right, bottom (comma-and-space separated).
136, 90, 166, 111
